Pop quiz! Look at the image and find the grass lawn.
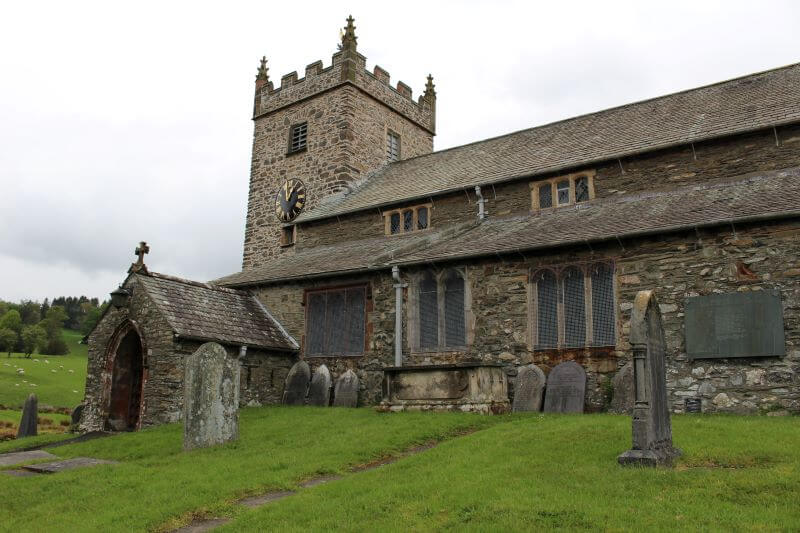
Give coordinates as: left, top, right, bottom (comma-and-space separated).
224, 413, 800, 532
0, 329, 87, 410
0, 407, 497, 532
0, 410, 798, 532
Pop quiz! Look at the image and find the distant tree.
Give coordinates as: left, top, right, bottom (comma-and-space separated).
18, 300, 41, 326
21, 325, 47, 357
40, 298, 50, 321
0, 328, 17, 356
39, 305, 69, 355
80, 303, 108, 336
0, 300, 8, 317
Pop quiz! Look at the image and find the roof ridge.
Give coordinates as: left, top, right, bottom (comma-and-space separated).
144, 271, 245, 295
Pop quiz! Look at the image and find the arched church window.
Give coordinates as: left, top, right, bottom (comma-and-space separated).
444, 271, 466, 348
414, 269, 469, 351
563, 266, 586, 348
419, 271, 439, 350
591, 263, 616, 346
305, 285, 366, 356
534, 269, 558, 349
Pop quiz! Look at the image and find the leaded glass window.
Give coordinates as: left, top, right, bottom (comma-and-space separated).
444, 272, 466, 347
384, 205, 431, 235
556, 180, 570, 205
417, 207, 428, 230
575, 176, 590, 203
539, 183, 553, 209
591, 263, 615, 346
390, 213, 401, 234
535, 270, 558, 349
419, 272, 439, 349
403, 210, 413, 232
563, 267, 586, 348
305, 286, 366, 356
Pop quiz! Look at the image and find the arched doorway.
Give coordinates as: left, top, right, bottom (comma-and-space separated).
106, 328, 144, 431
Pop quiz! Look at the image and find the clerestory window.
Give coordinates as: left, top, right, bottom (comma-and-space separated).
383, 204, 431, 235
305, 285, 366, 356
532, 171, 595, 210
530, 262, 615, 350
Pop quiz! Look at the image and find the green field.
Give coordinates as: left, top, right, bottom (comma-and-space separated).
1, 409, 798, 532
0, 329, 87, 410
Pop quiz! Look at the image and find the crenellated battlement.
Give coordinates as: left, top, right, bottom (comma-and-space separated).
253, 16, 436, 134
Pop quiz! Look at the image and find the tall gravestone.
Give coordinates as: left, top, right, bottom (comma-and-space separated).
618, 290, 682, 467
609, 362, 634, 415
283, 360, 311, 405
512, 364, 546, 412
308, 364, 332, 406
17, 393, 38, 438
332, 369, 359, 407
183, 342, 240, 450
543, 361, 586, 413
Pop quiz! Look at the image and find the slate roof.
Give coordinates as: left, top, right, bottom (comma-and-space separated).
217, 167, 800, 287
137, 272, 298, 351
296, 63, 800, 223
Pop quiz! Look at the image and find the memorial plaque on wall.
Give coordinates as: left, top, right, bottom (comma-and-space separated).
685, 290, 784, 359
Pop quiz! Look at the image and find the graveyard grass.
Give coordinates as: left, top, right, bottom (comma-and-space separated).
0, 329, 88, 410
1, 410, 799, 532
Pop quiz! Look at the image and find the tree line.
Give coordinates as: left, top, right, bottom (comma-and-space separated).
0, 297, 108, 357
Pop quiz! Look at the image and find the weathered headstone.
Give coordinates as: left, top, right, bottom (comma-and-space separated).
17, 393, 38, 438
609, 362, 634, 415
71, 404, 85, 426
307, 364, 332, 406
618, 290, 682, 467
283, 360, 310, 405
332, 369, 359, 407
543, 361, 586, 413
183, 342, 240, 450
512, 364, 546, 412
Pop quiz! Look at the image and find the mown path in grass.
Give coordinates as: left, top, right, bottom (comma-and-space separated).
222, 414, 800, 532
0, 407, 497, 532
0, 329, 87, 410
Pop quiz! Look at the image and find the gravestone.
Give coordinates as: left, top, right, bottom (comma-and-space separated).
333, 369, 359, 407
543, 361, 586, 413
618, 290, 682, 467
283, 360, 310, 405
609, 362, 634, 415
71, 404, 85, 426
17, 393, 38, 438
307, 364, 332, 406
183, 342, 240, 450
512, 364, 546, 412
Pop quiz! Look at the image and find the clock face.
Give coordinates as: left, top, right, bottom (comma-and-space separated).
275, 179, 307, 222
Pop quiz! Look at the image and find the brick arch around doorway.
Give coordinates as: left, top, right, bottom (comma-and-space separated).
102, 319, 148, 432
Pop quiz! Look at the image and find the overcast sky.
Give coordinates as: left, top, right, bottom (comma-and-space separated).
1, 0, 798, 303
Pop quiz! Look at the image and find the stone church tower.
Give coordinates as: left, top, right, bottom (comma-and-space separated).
242, 16, 437, 269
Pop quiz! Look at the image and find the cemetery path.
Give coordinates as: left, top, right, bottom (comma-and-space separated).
171, 438, 453, 532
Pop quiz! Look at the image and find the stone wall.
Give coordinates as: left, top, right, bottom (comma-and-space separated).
252, 218, 800, 414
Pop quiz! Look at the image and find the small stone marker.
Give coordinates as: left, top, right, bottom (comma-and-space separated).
618, 290, 682, 467
332, 369, 359, 407
23, 457, 117, 474
0, 450, 57, 467
283, 360, 311, 405
512, 364, 546, 412
609, 362, 634, 415
307, 364, 332, 406
183, 342, 241, 450
17, 393, 38, 438
543, 361, 586, 414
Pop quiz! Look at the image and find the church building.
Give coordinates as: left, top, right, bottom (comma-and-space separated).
81, 17, 800, 430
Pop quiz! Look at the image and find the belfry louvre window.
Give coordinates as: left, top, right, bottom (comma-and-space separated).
531, 171, 595, 210
413, 269, 468, 350
288, 122, 308, 154
530, 262, 615, 350
387, 130, 400, 162
383, 204, 432, 235
305, 286, 366, 356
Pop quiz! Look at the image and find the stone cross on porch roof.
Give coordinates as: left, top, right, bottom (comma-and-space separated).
129, 241, 150, 274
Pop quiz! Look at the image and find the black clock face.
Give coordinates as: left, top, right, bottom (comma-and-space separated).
275, 179, 307, 222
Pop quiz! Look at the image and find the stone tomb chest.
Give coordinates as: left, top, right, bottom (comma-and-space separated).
379, 363, 510, 414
